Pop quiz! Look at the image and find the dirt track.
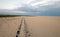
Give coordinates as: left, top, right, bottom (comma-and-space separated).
0, 16, 60, 37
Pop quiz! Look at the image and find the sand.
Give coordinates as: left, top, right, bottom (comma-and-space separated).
0, 16, 60, 37
0, 16, 22, 37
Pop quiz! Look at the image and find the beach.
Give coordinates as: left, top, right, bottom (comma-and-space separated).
0, 16, 60, 37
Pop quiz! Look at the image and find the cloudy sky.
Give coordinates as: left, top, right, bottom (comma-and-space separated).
0, 0, 60, 15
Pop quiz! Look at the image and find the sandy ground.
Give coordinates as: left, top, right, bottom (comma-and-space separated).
0, 16, 60, 37
0, 16, 22, 37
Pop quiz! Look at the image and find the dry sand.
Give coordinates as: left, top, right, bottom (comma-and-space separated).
0, 16, 22, 37
0, 16, 60, 37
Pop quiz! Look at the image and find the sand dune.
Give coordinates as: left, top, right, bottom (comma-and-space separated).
0, 16, 60, 37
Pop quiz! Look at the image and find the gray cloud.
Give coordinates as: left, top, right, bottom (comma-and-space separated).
0, 0, 60, 16
16, 0, 60, 12
15, 0, 60, 15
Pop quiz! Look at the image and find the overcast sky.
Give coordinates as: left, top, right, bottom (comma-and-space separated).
0, 0, 60, 15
